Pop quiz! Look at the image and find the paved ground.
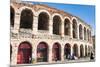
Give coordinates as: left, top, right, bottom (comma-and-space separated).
11, 57, 95, 66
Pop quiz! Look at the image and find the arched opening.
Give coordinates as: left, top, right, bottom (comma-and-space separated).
20, 9, 33, 29
80, 44, 84, 57
37, 42, 48, 62
88, 46, 91, 56
73, 44, 78, 57
84, 27, 86, 40
79, 24, 83, 39
10, 45, 12, 61
10, 6, 15, 27
52, 43, 61, 61
85, 45, 87, 56
64, 19, 70, 36
64, 43, 71, 59
53, 15, 61, 35
17, 41, 32, 64
72, 19, 77, 38
38, 12, 49, 30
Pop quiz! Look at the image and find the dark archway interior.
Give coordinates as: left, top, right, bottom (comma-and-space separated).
64, 19, 70, 35
85, 45, 87, 56
53, 16, 61, 35
17, 42, 32, 64
80, 45, 84, 57
64, 44, 71, 59
37, 42, 48, 62
52, 43, 61, 61
73, 44, 78, 57
73, 19, 77, 38
10, 45, 12, 61
38, 12, 49, 30
20, 9, 33, 29
84, 27, 86, 40
10, 6, 15, 27
79, 25, 83, 39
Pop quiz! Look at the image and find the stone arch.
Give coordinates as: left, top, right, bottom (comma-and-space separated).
17, 41, 32, 64
52, 14, 62, 35
37, 42, 48, 62
38, 12, 49, 30
20, 8, 33, 29
84, 27, 86, 40
80, 44, 84, 57
72, 18, 78, 38
73, 44, 78, 57
10, 6, 15, 27
64, 18, 70, 36
64, 43, 71, 59
52, 42, 61, 61
79, 24, 83, 39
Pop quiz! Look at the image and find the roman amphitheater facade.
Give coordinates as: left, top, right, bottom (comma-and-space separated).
10, 1, 93, 65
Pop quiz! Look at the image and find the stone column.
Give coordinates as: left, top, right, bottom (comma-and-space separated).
13, 12, 20, 33
32, 15, 38, 35
78, 45, 80, 58
77, 24, 79, 39
70, 45, 73, 57
61, 21, 64, 37
61, 46, 64, 62
49, 19, 53, 35
48, 46, 52, 63
11, 43, 18, 65
70, 22, 73, 39
82, 27, 84, 40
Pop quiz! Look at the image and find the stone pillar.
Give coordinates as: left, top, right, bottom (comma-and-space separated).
11, 44, 18, 65
13, 12, 20, 33
77, 24, 79, 39
70, 45, 73, 57
82, 27, 84, 40
70, 22, 73, 39
61, 21, 64, 37
78, 45, 80, 58
32, 16, 38, 35
84, 45, 85, 57
61, 46, 64, 62
48, 46, 52, 63
49, 19, 53, 35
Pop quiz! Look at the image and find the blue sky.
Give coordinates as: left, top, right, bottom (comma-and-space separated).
32, 2, 95, 35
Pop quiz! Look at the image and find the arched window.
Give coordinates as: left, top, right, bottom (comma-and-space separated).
53, 15, 61, 35
10, 6, 15, 27
64, 19, 70, 36
52, 43, 61, 61
72, 19, 77, 38
84, 27, 86, 40
38, 12, 49, 30
17, 41, 32, 64
79, 24, 83, 39
64, 43, 71, 59
37, 42, 48, 62
80, 44, 84, 57
20, 9, 33, 29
